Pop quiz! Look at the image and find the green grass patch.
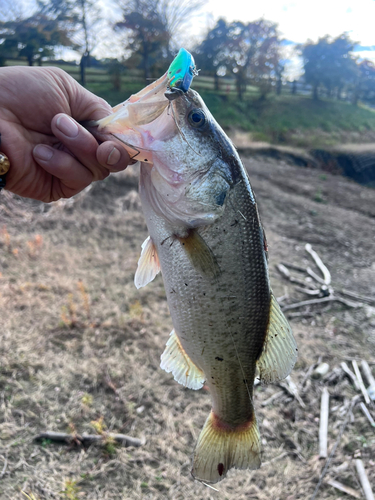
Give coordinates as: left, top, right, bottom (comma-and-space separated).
6, 59, 375, 147
199, 92, 375, 145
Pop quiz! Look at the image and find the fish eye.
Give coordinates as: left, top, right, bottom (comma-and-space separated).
188, 109, 206, 128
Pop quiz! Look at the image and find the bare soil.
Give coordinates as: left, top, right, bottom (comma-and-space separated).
1, 156, 374, 500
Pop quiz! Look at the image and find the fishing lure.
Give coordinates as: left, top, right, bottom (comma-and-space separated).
166, 48, 197, 100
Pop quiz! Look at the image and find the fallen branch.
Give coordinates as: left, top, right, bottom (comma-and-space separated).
276, 263, 316, 289
341, 362, 360, 390
339, 289, 375, 305
310, 396, 359, 500
306, 266, 327, 286
282, 296, 363, 312
279, 376, 306, 408
359, 402, 375, 428
295, 286, 322, 296
355, 459, 375, 500
305, 243, 331, 285
286, 311, 316, 318
352, 360, 371, 405
261, 390, 284, 407
0, 455, 7, 478
281, 262, 308, 274
326, 479, 361, 499
35, 431, 143, 448
319, 387, 330, 459
262, 451, 288, 467
360, 360, 375, 388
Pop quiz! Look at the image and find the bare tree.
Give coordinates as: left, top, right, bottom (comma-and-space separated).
116, 0, 205, 79
158, 0, 206, 54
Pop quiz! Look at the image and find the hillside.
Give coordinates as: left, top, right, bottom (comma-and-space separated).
6, 58, 375, 149
0, 153, 374, 499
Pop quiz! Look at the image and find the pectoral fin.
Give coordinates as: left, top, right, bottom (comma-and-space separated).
256, 294, 298, 384
177, 230, 220, 279
160, 330, 205, 390
134, 236, 161, 289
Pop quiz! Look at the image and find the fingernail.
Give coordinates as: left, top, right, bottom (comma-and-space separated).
107, 147, 121, 166
34, 145, 54, 161
56, 115, 79, 138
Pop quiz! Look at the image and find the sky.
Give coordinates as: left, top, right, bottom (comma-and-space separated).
198, 0, 375, 46
187, 0, 375, 79
22, 0, 375, 78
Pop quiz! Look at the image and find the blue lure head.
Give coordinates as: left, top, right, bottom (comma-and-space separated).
165, 48, 197, 100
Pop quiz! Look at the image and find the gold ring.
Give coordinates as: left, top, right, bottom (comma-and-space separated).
0, 152, 10, 176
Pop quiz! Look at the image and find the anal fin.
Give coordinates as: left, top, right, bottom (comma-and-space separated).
192, 410, 261, 484
160, 330, 205, 390
257, 293, 298, 384
134, 236, 161, 289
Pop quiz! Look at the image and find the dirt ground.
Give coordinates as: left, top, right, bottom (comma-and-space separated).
0, 155, 374, 500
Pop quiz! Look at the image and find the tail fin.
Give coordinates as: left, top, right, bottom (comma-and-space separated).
191, 410, 261, 484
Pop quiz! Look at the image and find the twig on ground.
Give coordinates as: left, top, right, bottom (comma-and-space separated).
326, 479, 361, 499
261, 451, 288, 467
0, 455, 7, 478
339, 289, 375, 305
261, 390, 284, 406
286, 311, 315, 318
276, 263, 316, 289
279, 376, 306, 408
355, 459, 375, 500
282, 296, 363, 312
305, 243, 331, 285
360, 360, 375, 388
295, 286, 321, 296
279, 246, 370, 316
306, 266, 327, 286
310, 396, 359, 500
341, 362, 361, 390
359, 402, 375, 428
35, 431, 143, 447
352, 360, 371, 405
281, 262, 308, 273
319, 387, 330, 459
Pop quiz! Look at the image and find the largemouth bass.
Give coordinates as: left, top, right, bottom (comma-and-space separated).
97, 51, 298, 484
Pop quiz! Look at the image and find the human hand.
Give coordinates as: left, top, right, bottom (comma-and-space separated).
0, 66, 131, 202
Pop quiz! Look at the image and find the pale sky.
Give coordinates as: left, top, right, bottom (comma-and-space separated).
198, 0, 375, 46
190, 0, 375, 78
24, 0, 375, 78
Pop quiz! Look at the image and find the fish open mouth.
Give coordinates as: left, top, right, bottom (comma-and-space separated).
96, 49, 197, 164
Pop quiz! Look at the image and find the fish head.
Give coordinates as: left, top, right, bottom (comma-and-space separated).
140, 88, 236, 230
98, 82, 237, 230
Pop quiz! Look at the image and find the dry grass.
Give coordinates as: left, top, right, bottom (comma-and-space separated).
1, 161, 374, 500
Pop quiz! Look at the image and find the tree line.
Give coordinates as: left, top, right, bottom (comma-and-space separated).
1, 0, 375, 105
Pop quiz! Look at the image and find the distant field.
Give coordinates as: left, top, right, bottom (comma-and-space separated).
6, 59, 375, 147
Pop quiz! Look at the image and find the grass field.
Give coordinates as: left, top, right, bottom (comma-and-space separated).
1, 158, 375, 499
